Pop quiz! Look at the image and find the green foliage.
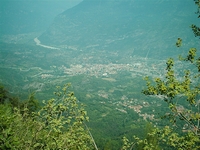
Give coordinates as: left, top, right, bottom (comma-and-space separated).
121, 136, 134, 150
0, 83, 96, 149
0, 84, 8, 104
122, 1, 200, 149
20, 92, 40, 115
128, 123, 161, 150
142, 0, 200, 137
192, 0, 200, 38
131, 126, 200, 150
191, 24, 200, 37
143, 40, 200, 136
0, 84, 39, 114
176, 38, 182, 47
26, 92, 40, 112
0, 84, 21, 108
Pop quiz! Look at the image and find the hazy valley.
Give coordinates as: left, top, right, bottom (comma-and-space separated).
0, 0, 199, 149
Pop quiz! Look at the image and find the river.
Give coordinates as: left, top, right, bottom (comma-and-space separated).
34, 37, 60, 50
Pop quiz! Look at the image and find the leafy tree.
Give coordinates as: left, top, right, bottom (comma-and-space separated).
191, 0, 200, 38
20, 92, 40, 115
0, 83, 39, 114
122, 123, 161, 150
0, 84, 9, 104
143, 0, 200, 136
122, 0, 200, 149
0, 84, 21, 108
0, 83, 97, 149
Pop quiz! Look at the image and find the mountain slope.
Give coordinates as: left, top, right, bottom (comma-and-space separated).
38, 0, 199, 59
0, 0, 82, 34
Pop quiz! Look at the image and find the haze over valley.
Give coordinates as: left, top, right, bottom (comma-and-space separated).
0, 0, 199, 149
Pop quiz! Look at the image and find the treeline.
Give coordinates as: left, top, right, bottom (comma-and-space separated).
0, 84, 97, 149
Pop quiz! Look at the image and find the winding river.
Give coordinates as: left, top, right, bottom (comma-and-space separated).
34, 37, 60, 50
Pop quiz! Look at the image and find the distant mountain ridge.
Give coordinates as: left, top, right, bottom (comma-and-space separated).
38, 0, 198, 59
0, 0, 81, 34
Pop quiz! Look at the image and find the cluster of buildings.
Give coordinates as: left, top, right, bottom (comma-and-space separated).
59, 60, 164, 78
